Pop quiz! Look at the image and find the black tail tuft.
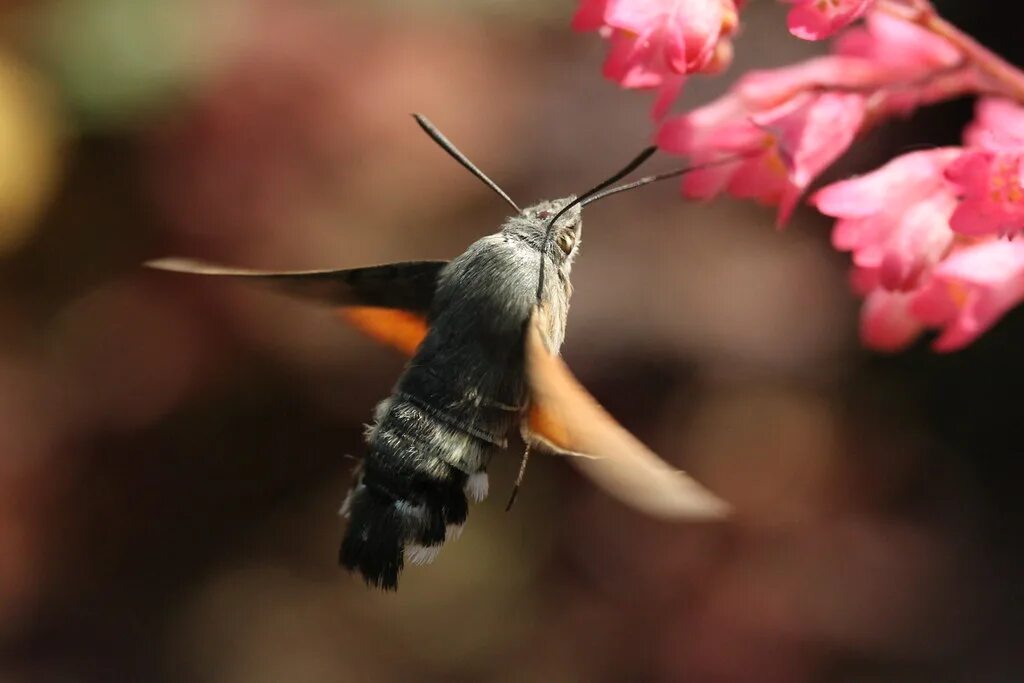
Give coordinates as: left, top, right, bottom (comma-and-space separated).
339, 486, 406, 590
339, 465, 470, 591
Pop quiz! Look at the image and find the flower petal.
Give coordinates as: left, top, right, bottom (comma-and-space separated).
787, 0, 874, 41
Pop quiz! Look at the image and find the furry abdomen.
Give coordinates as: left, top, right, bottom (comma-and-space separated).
338, 387, 518, 589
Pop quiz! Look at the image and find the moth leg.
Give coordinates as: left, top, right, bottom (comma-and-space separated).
504, 444, 532, 512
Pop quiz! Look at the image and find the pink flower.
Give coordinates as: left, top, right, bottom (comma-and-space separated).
835, 11, 960, 75
963, 98, 1024, 147
741, 11, 959, 110
817, 143, 1024, 351
572, 0, 610, 30
860, 283, 925, 352
946, 145, 1024, 238
946, 99, 1024, 238
821, 138, 1024, 351
814, 148, 961, 290
854, 240, 1024, 352
852, 265, 931, 352
910, 240, 1024, 351
786, 0, 875, 41
600, 30, 689, 117
607, 0, 730, 72
833, 10, 971, 116
738, 11, 968, 120
573, 0, 740, 116
736, 56, 888, 110
659, 91, 866, 223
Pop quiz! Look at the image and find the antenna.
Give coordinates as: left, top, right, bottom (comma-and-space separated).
535, 146, 658, 302
580, 154, 747, 206
413, 114, 522, 213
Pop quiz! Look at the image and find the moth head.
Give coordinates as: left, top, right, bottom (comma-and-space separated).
506, 197, 582, 265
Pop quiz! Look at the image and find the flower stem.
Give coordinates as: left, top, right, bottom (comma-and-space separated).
877, 0, 1024, 103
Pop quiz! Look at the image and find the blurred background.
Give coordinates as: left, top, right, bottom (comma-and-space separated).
0, 0, 1021, 680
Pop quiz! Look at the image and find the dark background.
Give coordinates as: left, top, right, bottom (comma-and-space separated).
0, 1, 1020, 680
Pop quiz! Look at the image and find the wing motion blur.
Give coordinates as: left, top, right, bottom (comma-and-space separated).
523, 308, 730, 520
145, 258, 446, 355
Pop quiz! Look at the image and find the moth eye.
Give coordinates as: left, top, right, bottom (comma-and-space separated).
537, 210, 552, 220
556, 231, 576, 255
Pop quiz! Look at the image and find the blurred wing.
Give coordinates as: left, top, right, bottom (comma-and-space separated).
146, 258, 446, 355
523, 309, 730, 520
340, 306, 430, 356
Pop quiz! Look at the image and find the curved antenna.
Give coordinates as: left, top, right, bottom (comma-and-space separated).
580, 154, 748, 206
413, 114, 522, 213
535, 146, 658, 302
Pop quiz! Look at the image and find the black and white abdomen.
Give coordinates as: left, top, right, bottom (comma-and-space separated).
338, 385, 511, 589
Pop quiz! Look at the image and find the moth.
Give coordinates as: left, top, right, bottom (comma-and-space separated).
148, 115, 730, 590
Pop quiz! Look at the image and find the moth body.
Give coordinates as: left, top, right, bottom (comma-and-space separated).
340, 199, 581, 589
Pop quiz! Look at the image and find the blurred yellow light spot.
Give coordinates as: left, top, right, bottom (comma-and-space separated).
0, 52, 62, 256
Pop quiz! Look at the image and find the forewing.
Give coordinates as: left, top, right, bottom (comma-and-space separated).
146, 258, 446, 355
523, 309, 730, 520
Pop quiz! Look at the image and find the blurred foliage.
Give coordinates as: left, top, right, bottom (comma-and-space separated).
30, 0, 220, 128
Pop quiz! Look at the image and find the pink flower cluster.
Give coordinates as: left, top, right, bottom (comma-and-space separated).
817, 99, 1024, 351
655, 12, 964, 225
575, 0, 1024, 351
573, 0, 743, 117
574, 0, 881, 116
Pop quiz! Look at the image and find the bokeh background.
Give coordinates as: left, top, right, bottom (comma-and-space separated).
0, 0, 1021, 681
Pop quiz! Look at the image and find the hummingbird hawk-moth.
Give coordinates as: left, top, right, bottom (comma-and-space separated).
148, 115, 730, 590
